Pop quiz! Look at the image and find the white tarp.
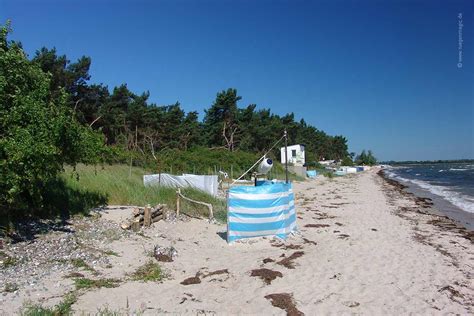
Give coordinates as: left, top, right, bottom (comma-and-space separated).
143, 173, 218, 196
340, 166, 357, 174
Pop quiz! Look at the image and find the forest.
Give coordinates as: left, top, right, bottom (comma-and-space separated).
1, 22, 352, 218
30, 49, 349, 161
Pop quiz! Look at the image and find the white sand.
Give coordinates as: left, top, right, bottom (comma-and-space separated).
73, 169, 473, 314
3, 169, 473, 314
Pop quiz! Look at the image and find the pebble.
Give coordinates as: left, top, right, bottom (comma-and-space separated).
0, 217, 129, 292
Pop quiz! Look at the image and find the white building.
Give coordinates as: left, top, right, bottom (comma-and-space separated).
281, 144, 305, 166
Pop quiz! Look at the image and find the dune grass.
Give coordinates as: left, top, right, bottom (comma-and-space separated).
62, 164, 226, 221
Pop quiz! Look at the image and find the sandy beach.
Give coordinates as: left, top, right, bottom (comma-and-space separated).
1, 168, 473, 315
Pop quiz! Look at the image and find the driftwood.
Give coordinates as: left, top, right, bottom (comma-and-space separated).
121, 204, 167, 230
176, 188, 214, 219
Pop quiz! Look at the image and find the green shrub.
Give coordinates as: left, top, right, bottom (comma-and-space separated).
341, 156, 354, 166
0, 24, 105, 219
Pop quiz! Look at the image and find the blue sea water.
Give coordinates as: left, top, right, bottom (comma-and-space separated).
385, 163, 474, 214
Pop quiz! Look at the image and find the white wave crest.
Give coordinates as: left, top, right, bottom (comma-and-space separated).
450, 168, 468, 171
385, 172, 474, 213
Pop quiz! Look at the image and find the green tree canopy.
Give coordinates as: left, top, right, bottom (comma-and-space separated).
355, 149, 377, 166
0, 23, 104, 215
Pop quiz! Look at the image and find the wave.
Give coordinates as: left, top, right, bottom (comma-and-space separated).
450, 168, 468, 171
438, 170, 446, 172
385, 172, 474, 214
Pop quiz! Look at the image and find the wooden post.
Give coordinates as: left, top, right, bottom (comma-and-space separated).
144, 204, 151, 227
284, 129, 289, 183
176, 188, 181, 218
135, 125, 138, 148
129, 155, 132, 179
131, 218, 141, 232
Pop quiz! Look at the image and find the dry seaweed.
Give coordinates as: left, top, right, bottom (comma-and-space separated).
304, 224, 330, 228
250, 268, 283, 284
302, 238, 317, 245
264, 293, 304, 316
277, 251, 304, 269
180, 276, 201, 285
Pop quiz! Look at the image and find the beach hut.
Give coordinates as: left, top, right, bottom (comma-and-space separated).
338, 166, 357, 174
335, 170, 346, 176
345, 167, 357, 174
280, 144, 305, 166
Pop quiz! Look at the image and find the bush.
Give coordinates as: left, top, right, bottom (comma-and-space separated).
341, 156, 354, 166
0, 23, 105, 218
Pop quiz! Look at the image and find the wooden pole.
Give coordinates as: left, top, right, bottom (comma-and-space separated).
144, 204, 151, 227
284, 129, 289, 183
176, 188, 181, 218
131, 218, 141, 232
135, 125, 138, 148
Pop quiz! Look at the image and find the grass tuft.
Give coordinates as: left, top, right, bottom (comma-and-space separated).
21, 292, 76, 316
1, 251, 18, 268
4, 282, 18, 293
104, 250, 119, 257
131, 260, 164, 282
74, 278, 121, 290
70, 258, 95, 273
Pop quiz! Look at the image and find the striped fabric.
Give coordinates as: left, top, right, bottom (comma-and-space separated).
227, 182, 297, 243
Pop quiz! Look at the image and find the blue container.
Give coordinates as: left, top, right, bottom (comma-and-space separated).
356, 167, 364, 172
306, 170, 317, 178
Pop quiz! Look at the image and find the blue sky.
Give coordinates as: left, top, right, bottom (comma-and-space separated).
1, 0, 473, 161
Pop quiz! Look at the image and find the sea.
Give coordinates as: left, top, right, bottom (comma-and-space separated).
384, 162, 474, 228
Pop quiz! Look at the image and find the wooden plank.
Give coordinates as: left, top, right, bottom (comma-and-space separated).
151, 214, 164, 223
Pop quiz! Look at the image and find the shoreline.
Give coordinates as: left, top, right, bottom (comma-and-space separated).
378, 169, 474, 237
1, 169, 473, 314
381, 165, 474, 229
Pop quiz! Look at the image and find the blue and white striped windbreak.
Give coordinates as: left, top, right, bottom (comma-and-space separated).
227, 182, 297, 243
